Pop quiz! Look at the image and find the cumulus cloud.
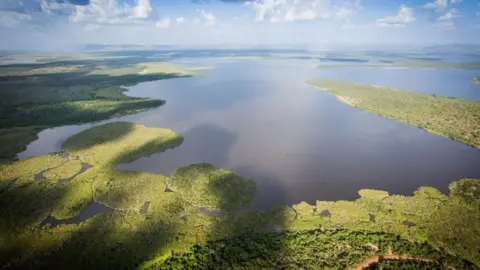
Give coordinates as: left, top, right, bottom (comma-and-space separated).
432, 8, 457, 29
40, 0, 77, 15
248, 0, 361, 23
0, 10, 32, 27
424, 0, 448, 10
376, 5, 415, 27
197, 9, 216, 26
437, 8, 456, 21
69, 0, 155, 25
155, 17, 171, 28
176, 17, 185, 23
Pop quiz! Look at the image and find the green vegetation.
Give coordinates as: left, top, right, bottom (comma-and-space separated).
43, 159, 83, 181
307, 79, 480, 149
0, 126, 44, 164
1, 52, 479, 268
475, 77, 480, 84
0, 122, 183, 221
154, 229, 475, 269
151, 180, 480, 269
0, 123, 478, 269
1, 99, 165, 128
0, 56, 197, 163
169, 163, 256, 212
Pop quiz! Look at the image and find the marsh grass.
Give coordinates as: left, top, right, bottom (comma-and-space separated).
62, 122, 183, 166
0, 58, 197, 162
94, 170, 167, 211
307, 79, 480, 149
168, 163, 256, 213
0, 127, 45, 164
154, 179, 480, 269
43, 160, 83, 181
1, 122, 479, 269
0, 154, 66, 183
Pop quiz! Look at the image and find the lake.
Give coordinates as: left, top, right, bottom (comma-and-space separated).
18, 58, 480, 212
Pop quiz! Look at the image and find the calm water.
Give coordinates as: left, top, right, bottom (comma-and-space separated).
18, 59, 480, 211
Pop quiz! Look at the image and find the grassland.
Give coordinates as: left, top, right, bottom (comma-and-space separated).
0, 121, 479, 269
307, 79, 480, 149
0, 55, 198, 163
0, 127, 44, 163
169, 163, 256, 213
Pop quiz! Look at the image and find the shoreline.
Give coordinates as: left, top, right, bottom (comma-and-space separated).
306, 80, 480, 151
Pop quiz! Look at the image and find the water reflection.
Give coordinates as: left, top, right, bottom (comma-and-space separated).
18, 59, 480, 212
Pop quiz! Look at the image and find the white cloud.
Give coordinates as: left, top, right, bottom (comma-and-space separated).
176, 17, 185, 23
0, 10, 31, 27
132, 0, 152, 19
432, 20, 455, 30
376, 5, 415, 27
450, 0, 462, 4
69, 0, 155, 25
424, 0, 448, 10
155, 17, 170, 28
40, 0, 76, 15
437, 8, 456, 21
248, 0, 361, 23
197, 9, 216, 26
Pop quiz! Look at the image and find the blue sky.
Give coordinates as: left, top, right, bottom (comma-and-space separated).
0, 0, 479, 50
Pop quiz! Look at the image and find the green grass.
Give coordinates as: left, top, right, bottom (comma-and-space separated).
94, 170, 167, 211
1, 129, 479, 269
62, 122, 184, 166
0, 122, 479, 269
307, 79, 480, 149
168, 163, 256, 213
0, 57, 199, 163
43, 159, 83, 181
0, 153, 66, 184
0, 126, 45, 164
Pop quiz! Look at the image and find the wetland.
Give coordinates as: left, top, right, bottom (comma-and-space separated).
1, 50, 480, 269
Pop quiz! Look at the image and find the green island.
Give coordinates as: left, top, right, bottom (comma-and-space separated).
307, 79, 480, 150
0, 57, 200, 164
0, 121, 479, 269
475, 77, 480, 84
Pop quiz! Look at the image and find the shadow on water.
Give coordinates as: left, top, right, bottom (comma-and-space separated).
119, 123, 238, 175
167, 172, 290, 269
0, 119, 292, 269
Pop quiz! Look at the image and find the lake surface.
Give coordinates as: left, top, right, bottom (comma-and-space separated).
18, 58, 480, 212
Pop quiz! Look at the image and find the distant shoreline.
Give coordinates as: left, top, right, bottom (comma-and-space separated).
307, 79, 480, 150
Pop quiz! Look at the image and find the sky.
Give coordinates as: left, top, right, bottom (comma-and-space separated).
0, 0, 479, 50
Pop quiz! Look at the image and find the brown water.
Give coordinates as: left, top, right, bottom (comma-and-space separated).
19, 59, 480, 212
